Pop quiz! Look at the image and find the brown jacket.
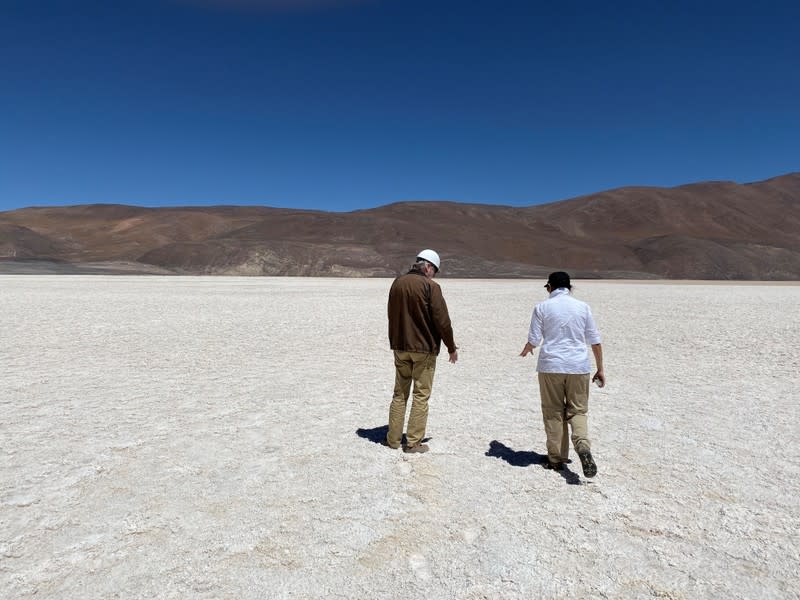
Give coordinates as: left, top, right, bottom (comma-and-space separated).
388, 269, 456, 355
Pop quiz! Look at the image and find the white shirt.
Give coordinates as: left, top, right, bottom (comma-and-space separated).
528, 288, 602, 374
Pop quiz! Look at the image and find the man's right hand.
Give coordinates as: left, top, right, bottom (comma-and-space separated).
448, 350, 458, 364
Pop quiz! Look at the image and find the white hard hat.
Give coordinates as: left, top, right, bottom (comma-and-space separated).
416, 249, 441, 272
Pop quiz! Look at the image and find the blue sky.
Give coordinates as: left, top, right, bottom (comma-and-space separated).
1, 0, 798, 212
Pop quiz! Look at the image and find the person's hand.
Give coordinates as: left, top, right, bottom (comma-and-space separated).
592, 370, 605, 388
519, 342, 534, 357
448, 350, 458, 364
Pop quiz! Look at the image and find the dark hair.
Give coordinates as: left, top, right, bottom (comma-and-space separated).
545, 271, 571, 290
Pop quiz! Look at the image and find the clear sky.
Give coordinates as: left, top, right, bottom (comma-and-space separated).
2, 0, 798, 212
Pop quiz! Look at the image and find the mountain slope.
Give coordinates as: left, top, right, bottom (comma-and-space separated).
1, 173, 798, 279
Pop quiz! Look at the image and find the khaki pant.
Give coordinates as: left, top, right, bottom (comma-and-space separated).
538, 372, 591, 463
387, 351, 437, 448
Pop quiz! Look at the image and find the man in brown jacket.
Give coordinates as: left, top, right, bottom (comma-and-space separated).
386, 249, 458, 453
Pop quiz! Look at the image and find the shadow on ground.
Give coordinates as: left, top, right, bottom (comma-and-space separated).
485, 440, 547, 467
356, 425, 390, 444
486, 440, 583, 485
356, 425, 430, 447
557, 467, 582, 485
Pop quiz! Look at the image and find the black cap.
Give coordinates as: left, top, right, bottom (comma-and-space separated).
545, 271, 571, 289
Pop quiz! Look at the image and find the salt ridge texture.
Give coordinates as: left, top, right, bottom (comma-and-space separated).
1, 276, 799, 599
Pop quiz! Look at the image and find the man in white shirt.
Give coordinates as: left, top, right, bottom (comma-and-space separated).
520, 271, 605, 477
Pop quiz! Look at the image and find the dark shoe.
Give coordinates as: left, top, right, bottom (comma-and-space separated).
578, 451, 597, 478
403, 444, 429, 454
381, 439, 400, 450
544, 461, 564, 471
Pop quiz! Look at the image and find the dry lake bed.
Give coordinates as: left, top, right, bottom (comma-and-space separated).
1, 276, 799, 599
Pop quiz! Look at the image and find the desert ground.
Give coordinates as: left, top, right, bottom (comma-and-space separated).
1, 276, 798, 599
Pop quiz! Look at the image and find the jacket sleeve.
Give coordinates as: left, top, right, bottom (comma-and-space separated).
430, 283, 457, 353
387, 280, 396, 345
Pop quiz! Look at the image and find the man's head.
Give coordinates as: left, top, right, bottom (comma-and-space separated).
545, 271, 571, 292
415, 249, 441, 279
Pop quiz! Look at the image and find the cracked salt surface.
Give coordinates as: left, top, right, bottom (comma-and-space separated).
1, 276, 799, 599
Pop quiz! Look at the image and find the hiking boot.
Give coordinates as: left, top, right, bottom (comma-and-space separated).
381, 439, 400, 450
578, 451, 597, 478
544, 461, 564, 471
403, 443, 429, 454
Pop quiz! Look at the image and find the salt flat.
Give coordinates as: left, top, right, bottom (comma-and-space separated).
1, 276, 799, 599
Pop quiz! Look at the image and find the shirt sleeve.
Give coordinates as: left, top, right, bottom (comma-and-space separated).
584, 306, 602, 345
528, 305, 543, 346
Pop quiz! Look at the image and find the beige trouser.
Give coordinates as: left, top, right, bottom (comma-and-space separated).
538, 372, 591, 463
387, 351, 437, 448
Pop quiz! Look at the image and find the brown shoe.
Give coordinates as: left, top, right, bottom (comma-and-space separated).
381, 439, 400, 450
403, 443, 429, 454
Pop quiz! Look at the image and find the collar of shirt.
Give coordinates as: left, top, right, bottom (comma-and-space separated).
549, 288, 570, 298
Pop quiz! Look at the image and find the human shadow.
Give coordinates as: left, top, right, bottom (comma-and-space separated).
485, 440, 547, 467
355, 425, 429, 447
356, 425, 390, 445
486, 440, 582, 485
558, 467, 582, 486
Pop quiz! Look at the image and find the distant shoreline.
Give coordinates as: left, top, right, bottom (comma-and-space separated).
0, 262, 797, 284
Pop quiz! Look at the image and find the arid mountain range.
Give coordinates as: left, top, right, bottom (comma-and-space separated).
1, 173, 799, 279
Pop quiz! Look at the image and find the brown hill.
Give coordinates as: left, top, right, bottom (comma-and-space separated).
1, 173, 798, 279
